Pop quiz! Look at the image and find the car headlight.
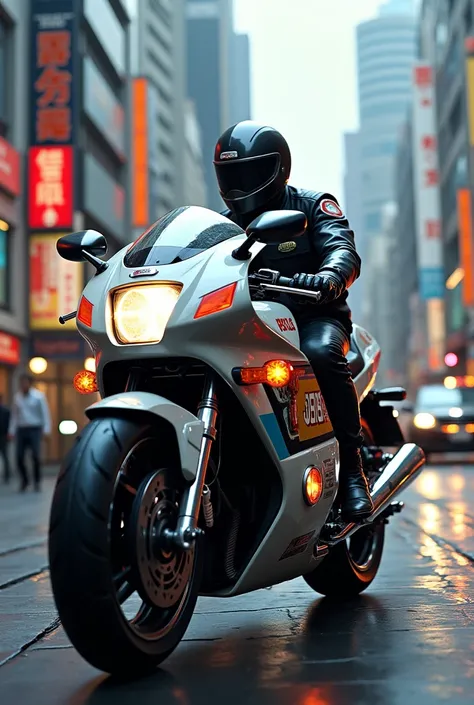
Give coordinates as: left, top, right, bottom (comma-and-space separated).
413, 412, 436, 430
112, 284, 182, 344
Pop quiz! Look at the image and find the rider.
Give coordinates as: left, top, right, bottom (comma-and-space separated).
213, 120, 373, 522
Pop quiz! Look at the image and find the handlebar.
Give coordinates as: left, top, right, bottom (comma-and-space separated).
249, 269, 322, 302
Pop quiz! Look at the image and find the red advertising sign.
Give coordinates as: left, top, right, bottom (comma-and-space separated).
0, 332, 20, 366
0, 137, 21, 197
33, 23, 74, 144
28, 145, 73, 229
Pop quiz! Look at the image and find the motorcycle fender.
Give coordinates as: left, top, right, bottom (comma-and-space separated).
85, 392, 204, 482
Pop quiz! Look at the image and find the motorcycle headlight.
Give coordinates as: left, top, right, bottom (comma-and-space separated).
112, 284, 182, 344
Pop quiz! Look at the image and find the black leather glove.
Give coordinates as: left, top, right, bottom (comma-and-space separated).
288, 270, 345, 304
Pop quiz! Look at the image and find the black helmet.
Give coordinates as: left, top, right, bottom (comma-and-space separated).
213, 121, 291, 216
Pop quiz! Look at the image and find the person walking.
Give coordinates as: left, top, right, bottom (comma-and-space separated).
8, 374, 51, 492
0, 394, 11, 483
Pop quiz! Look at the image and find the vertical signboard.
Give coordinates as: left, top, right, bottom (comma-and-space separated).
29, 0, 77, 230
131, 78, 149, 229
29, 234, 82, 330
412, 64, 444, 299
28, 145, 73, 228
412, 63, 445, 371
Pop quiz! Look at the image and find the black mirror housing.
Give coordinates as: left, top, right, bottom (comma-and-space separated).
57, 230, 108, 262
246, 210, 307, 244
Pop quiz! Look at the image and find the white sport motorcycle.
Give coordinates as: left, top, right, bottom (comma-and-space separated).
49, 206, 425, 675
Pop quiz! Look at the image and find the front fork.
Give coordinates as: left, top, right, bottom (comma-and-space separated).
164, 376, 218, 550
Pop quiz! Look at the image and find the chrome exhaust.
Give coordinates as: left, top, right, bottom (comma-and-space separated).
327, 443, 425, 545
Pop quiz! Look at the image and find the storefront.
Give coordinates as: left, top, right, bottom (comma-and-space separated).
29, 333, 98, 463
0, 331, 21, 401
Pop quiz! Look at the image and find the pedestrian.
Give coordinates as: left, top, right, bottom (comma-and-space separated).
8, 374, 51, 492
0, 394, 11, 484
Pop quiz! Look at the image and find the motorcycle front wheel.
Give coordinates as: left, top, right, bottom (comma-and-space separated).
48, 417, 202, 675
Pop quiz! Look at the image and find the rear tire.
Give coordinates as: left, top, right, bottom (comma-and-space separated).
303, 419, 385, 597
48, 417, 202, 675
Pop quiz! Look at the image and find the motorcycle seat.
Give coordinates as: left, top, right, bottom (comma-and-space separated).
347, 334, 365, 378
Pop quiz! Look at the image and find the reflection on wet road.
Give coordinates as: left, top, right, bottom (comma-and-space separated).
1, 464, 474, 705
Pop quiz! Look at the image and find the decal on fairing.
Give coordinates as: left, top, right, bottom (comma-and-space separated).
296, 375, 333, 441
322, 457, 337, 499
279, 531, 315, 561
263, 365, 335, 456
275, 317, 296, 332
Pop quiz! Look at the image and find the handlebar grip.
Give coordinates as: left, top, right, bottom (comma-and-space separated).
276, 275, 294, 287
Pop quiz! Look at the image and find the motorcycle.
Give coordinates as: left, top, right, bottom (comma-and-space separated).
48, 206, 425, 675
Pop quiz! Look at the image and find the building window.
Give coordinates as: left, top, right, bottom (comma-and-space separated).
84, 0, 125, 77
0, 228, 8, 306
361, 101, 409, 120
362, 141, 397, 158
365, 211, 382, 231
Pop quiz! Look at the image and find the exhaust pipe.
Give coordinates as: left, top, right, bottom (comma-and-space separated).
327, 443, 425, 545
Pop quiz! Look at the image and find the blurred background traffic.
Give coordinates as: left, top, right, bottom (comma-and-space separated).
0, 0, 471, 465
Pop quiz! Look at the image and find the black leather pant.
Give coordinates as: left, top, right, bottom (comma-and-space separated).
298, 318, 363, 468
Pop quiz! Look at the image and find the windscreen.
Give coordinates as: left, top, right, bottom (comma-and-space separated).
124, 206, 244, 268
416, 385, 474, 408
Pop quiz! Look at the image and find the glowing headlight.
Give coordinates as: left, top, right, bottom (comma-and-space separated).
112, 284, 182, 344
413, 412, 436, 430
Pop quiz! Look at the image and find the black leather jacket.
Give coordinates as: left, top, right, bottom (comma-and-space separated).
222, 185, 361, 329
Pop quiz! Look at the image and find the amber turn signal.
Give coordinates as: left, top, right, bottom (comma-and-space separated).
73, 370, 98, 395
303, 466, 323, 506
236, 360, 293, 388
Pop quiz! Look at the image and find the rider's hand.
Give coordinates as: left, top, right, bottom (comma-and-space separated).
289, 271, 345, 304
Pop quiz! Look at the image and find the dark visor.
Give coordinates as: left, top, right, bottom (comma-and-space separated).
215, 154, 280, 197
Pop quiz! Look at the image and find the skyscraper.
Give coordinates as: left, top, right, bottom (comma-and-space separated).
186, 0, 251, 212
349, 1, 417, 327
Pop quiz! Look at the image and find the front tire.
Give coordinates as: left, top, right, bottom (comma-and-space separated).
48, 417, 202, 675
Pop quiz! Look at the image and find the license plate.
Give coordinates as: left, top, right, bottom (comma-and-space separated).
450, 430, 471, 443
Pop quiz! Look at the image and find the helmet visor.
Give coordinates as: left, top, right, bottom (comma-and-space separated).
215, 154, 280, 200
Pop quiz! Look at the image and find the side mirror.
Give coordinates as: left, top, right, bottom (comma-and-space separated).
232, 210, 307, 261
57, 230, 108, 273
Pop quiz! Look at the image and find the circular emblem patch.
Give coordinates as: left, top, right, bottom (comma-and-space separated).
320, 199, 344, 218
278, 241, 297, 253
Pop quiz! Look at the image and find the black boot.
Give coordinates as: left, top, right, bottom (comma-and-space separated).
339, 450, 374, 522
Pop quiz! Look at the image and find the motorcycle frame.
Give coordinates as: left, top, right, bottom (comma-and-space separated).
76, 217, 382, 598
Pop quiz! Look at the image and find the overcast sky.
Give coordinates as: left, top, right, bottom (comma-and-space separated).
234, 0, 385, 206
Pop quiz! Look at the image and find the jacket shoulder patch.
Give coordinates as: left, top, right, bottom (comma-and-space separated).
320, 199, 344, 218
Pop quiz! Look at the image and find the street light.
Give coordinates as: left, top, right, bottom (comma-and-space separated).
29, 357, 48, 375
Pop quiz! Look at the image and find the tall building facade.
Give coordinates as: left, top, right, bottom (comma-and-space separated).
343, 132, 363, 323
130, 0, 188, 220
186, 0, 251, 212
0, 0, 30, 402
417, 0, 474, 377
353, 1, 417, 327
27, 0, 132, 462
229, 32, 251, 125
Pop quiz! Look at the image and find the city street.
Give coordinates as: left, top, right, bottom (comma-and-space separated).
1, 461, 474, 705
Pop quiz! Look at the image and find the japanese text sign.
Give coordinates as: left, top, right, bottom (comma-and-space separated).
31, 0, 77, 146
412, 62, 443, 300
28, 145, 73, 229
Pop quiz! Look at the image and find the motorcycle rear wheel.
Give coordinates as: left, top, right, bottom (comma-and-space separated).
48, 417, 202, 675
303, 420, 385, 597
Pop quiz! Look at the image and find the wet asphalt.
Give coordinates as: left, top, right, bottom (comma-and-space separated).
1, 460, 474, 705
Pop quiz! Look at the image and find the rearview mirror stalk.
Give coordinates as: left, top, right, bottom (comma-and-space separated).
82, 249, 108, 273
232, 237, 255, 261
